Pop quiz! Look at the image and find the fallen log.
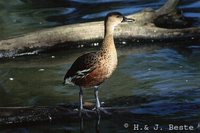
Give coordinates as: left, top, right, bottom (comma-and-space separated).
0, 95, 149, 126
0, 0, 199, 58
0, 96, 199, 129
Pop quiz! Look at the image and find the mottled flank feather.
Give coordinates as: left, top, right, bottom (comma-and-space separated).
64, 52, 97, 85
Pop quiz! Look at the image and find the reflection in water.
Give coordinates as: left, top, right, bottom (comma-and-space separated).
95, 114, 101, 133
80, 117, 84, 133
80, 113, 101, 133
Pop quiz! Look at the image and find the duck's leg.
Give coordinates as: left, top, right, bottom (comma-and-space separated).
79, 86, 84, 115
79, 86, 93, 117
94, 86, 111, 115
94, 86, 101, 110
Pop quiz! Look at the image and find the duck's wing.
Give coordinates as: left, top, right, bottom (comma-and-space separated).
64, 52, 98, 84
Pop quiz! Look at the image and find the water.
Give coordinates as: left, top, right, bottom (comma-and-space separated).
1, 0, 200, 132
1, 44, 200, 132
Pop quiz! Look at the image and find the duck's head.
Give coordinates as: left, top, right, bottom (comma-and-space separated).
105, 12, 135, 28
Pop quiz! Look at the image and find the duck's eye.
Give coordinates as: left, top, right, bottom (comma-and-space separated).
116, 15, 121, 18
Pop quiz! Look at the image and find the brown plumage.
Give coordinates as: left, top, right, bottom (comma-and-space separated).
64, 12, 134, 114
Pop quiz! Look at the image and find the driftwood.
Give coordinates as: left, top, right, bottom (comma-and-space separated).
0, 0, 200, 58
0, 105, 82, 126
0, 95, 148, 126
0, 96, 199, 130
0, 106, 121, 126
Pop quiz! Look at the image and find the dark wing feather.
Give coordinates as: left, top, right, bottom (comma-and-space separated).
64, 52, 98, 81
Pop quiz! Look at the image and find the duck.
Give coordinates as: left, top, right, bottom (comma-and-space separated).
64, 12, 134, 115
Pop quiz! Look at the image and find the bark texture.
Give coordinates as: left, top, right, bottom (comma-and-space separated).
0, 0, 199, 58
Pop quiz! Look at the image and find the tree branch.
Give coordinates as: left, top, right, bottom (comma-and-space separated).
0, 0, 199, 58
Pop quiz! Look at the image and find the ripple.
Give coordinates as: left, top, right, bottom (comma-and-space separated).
82, 7, 141, 20
123, 47, 200, 98
132, 102, 200, 119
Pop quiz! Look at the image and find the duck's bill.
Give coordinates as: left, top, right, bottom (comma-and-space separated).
122, 17, 135, 22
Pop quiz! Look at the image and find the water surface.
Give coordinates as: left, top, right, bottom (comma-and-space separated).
0, 0, 200, 132
1, 43, 200, 132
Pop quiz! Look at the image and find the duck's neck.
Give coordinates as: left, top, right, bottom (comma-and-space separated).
104, 24, 114, 36
101, 25, 115, 51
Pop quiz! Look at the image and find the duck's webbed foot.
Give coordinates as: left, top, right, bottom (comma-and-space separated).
92, 107, 111, 115
79, 108, 95, 117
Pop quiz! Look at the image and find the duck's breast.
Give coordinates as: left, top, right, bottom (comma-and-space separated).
100, 49, 118, 78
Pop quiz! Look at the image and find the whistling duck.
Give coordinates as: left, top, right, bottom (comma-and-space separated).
64, 12, 134, 114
